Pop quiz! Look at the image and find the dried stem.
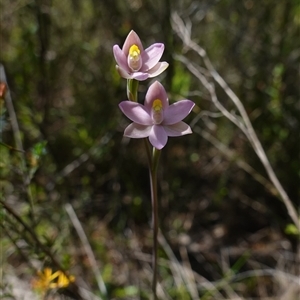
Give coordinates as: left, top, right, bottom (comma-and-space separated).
126, 79, 161, 298
65, 203, 107, 298
171, 12, 299, 231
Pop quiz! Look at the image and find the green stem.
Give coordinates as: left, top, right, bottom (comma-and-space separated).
127, 79, 161, 298
127, 79, 139, 102
143, 138, 152, 166
150, 148, 161, 299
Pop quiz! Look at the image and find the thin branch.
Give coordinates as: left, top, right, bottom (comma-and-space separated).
193, 126, 277, 197
171, 12, 299, 231
0, 141, 25, 153
0, 199, 64, 272
174, 54, 248, 137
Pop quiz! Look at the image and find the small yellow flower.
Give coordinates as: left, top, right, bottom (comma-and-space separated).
32, 268, 75, 292
56, 272, 75, 288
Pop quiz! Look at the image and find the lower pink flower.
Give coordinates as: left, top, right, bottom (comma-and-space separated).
119, 81, 195, 149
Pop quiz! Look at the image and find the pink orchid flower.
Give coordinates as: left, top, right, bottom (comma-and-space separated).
119, 81, 195, 149
113, 30, 169, 81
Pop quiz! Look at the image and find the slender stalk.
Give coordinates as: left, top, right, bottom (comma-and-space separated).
150, 148, 161, 299
127, 79, 161, 298
65, 203, 107, 298
127, 78, 139, 102
144, 138, 153, 166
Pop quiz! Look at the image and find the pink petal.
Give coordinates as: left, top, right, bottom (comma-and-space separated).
144, 81, 169, 110
113, 45, 130, 72
119, 101, 152, 125
164, 122, 193, 136
148, 62, 169, 78
140, 43, 165, 71
149, 125, 168, 149
124, 123, 152, 138
130, 72, 149, 81
116, 66, 132, 79
163, 100, 195, 125
122, 30, 144, 55
117, 66, 149, 81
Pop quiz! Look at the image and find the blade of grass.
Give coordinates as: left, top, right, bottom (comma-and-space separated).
65, 203, 107, 298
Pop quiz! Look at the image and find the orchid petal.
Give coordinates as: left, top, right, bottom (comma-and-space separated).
145, 81, 168, 110
124, 123, 152, 138
164, 122, 193, 136
163, 100, 195, 125
122, 30, 144, 55
148, 62, 169, 78
119, 101, 152, 125
141, 43, 165, 71
149, 125, 168, 149
117, 66, 149, 80
116, 66, 132, 79
130, 72, 149, 81
113, 45, 130, 72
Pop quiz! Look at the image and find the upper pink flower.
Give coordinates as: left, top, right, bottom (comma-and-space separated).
119, 81, 195, 149
113, 30, 169, 81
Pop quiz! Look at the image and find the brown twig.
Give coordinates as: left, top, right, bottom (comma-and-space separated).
0, 141, 25, 153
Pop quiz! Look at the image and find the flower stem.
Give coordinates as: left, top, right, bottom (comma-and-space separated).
127, 79, 161, 298
127, 79, 139, 102
150, 148, 161, 299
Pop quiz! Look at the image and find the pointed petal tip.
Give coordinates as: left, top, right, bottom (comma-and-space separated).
164, 122, 193, 137
145, 81, 168, 109
123, 30, 143, 54
124, 123, 152, 138
148, 62, 169, 78
149, 125, 168, 149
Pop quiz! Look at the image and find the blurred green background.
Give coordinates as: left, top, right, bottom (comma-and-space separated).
1, 0, 299, 299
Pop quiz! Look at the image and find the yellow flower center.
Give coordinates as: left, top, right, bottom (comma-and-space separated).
129, 44, 140, 58
153, 99, 163, 111
128, 44, 142, 71
152, 99, 163, 124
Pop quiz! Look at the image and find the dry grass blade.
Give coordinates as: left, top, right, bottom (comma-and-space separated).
65, 203, 107, 298
179, 246, 200, 300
